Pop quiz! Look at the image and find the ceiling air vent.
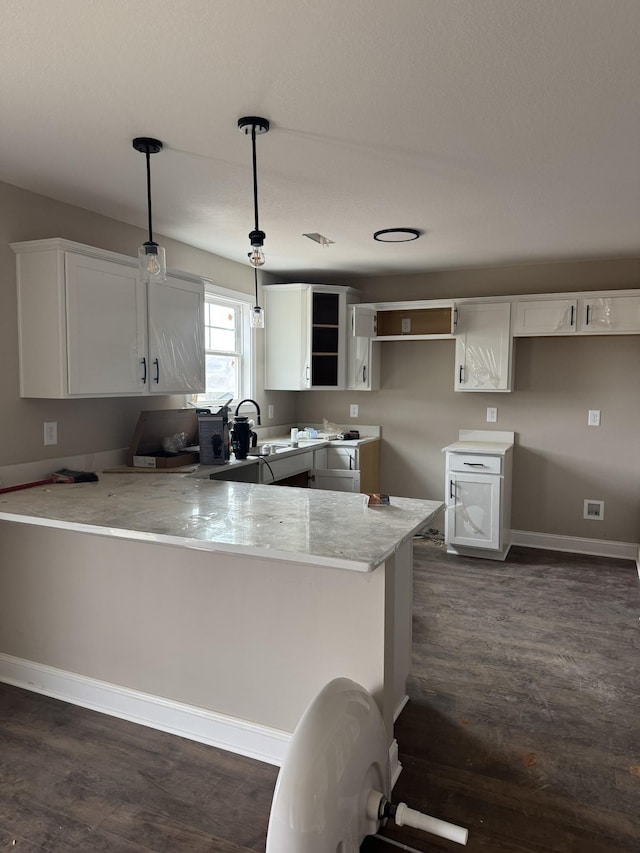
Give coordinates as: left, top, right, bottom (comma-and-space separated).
303, 232, 335, 247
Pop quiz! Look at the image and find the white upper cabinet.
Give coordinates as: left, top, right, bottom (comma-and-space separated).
454, 302, 513, 392
513, 298, 577, 336
348, 306, 380, 391
147, 275, 205, 394
263, 284, 357, 390
577, 295, 640, 334
13, 239, 205, 398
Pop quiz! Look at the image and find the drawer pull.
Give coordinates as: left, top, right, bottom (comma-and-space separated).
449, 480, 455, 500
463, 462, 485, 467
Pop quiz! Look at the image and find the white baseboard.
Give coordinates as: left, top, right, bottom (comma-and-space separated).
0, 653, 290, 766
510, 529, 639, 563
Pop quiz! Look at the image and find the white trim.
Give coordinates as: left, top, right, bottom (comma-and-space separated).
510, 530, 639, 562
0, 653, 290, 766
393, 693, 409, 722
389, 738, 402, 789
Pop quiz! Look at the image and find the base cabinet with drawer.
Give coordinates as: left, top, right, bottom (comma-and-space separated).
311, 440, 380, 494
443, 431, 514, 560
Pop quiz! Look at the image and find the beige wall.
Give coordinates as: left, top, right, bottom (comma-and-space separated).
296, 259, 640, 544
0, 180, 296, 471
2, 180, 638, 544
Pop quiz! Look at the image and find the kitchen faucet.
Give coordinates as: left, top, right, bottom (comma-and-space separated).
235, 399, 261, 425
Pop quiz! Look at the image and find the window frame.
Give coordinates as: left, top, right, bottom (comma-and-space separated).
193, 283, 255, 407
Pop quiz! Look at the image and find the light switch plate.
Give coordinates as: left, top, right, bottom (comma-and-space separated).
588, 409, 601, 426
268, 404, 274, 419
486, 407, 498, 423
349, 404, 359, 418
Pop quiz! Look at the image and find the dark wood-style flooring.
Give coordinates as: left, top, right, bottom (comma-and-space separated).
1, 543, 639, 852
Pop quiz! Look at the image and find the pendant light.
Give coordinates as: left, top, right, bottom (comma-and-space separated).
251, 266, 265, 329
132, 137, 166, 283
238, 115, 270, 275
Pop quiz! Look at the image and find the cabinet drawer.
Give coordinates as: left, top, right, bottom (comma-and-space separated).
447, 453, 502, 475
326, 446, 357, 470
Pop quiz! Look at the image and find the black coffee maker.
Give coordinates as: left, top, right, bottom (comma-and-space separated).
230, 417, 257, 460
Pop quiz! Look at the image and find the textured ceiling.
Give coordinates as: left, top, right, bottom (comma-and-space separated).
1, 0, 639, 279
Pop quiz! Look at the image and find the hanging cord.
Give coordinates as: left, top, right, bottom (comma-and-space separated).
145, 146, 154, 244
251, 125, 259, 233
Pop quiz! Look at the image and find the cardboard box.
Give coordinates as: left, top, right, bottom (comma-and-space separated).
198, 413, 230, 465
127, 409, 200, 469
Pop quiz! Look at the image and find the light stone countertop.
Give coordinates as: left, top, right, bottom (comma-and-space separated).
442, 440, 514, 454
0, 473, 443, 572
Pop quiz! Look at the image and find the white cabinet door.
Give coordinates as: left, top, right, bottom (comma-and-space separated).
147, 275, 205, 394
311, 469, 361, 492
348, 306, 380, 391
66, 253, 146, 395
446, 470, 501, 550
455, 302, 513, 391
578, 295, 640, 334
513, 299, 577, 336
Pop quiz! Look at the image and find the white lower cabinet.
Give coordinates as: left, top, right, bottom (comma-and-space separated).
443, 431, 514, 560
12, 238, 205, 398
311, 441, 380, 494
454, 302, 513, 392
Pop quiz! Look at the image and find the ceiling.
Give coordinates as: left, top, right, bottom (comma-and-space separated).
1, 0, 639, 280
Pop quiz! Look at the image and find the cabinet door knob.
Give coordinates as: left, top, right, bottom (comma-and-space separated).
141, 357, 147, 384
153, 358, 160, 383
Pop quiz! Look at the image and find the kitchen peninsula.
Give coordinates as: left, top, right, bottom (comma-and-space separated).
0, 474, 442, 767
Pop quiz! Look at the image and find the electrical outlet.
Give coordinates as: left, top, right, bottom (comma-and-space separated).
587, 409, 601, 426
583, 499, 604, 520
44, 421, 58, 446
486, 407, 498, 423
401, 318, 411, 334
349, 404, 359, 418
268, 404, 274, 419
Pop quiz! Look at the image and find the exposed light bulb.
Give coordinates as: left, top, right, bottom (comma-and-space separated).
139, 242, 166, 282
249, 247, 265, 268
251, 306, 265, 328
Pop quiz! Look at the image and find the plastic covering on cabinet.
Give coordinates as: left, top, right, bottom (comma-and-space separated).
460, 342, 501, 388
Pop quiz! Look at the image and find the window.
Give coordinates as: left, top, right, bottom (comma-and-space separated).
194, 286, 253, 405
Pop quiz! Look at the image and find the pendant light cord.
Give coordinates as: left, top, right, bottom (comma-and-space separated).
251, 126, 260, 233
145, 149, 154, 244
254, 266, 259, 304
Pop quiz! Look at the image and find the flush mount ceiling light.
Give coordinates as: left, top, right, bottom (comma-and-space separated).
373, 228, 421, 243
132, 137, 166, 282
